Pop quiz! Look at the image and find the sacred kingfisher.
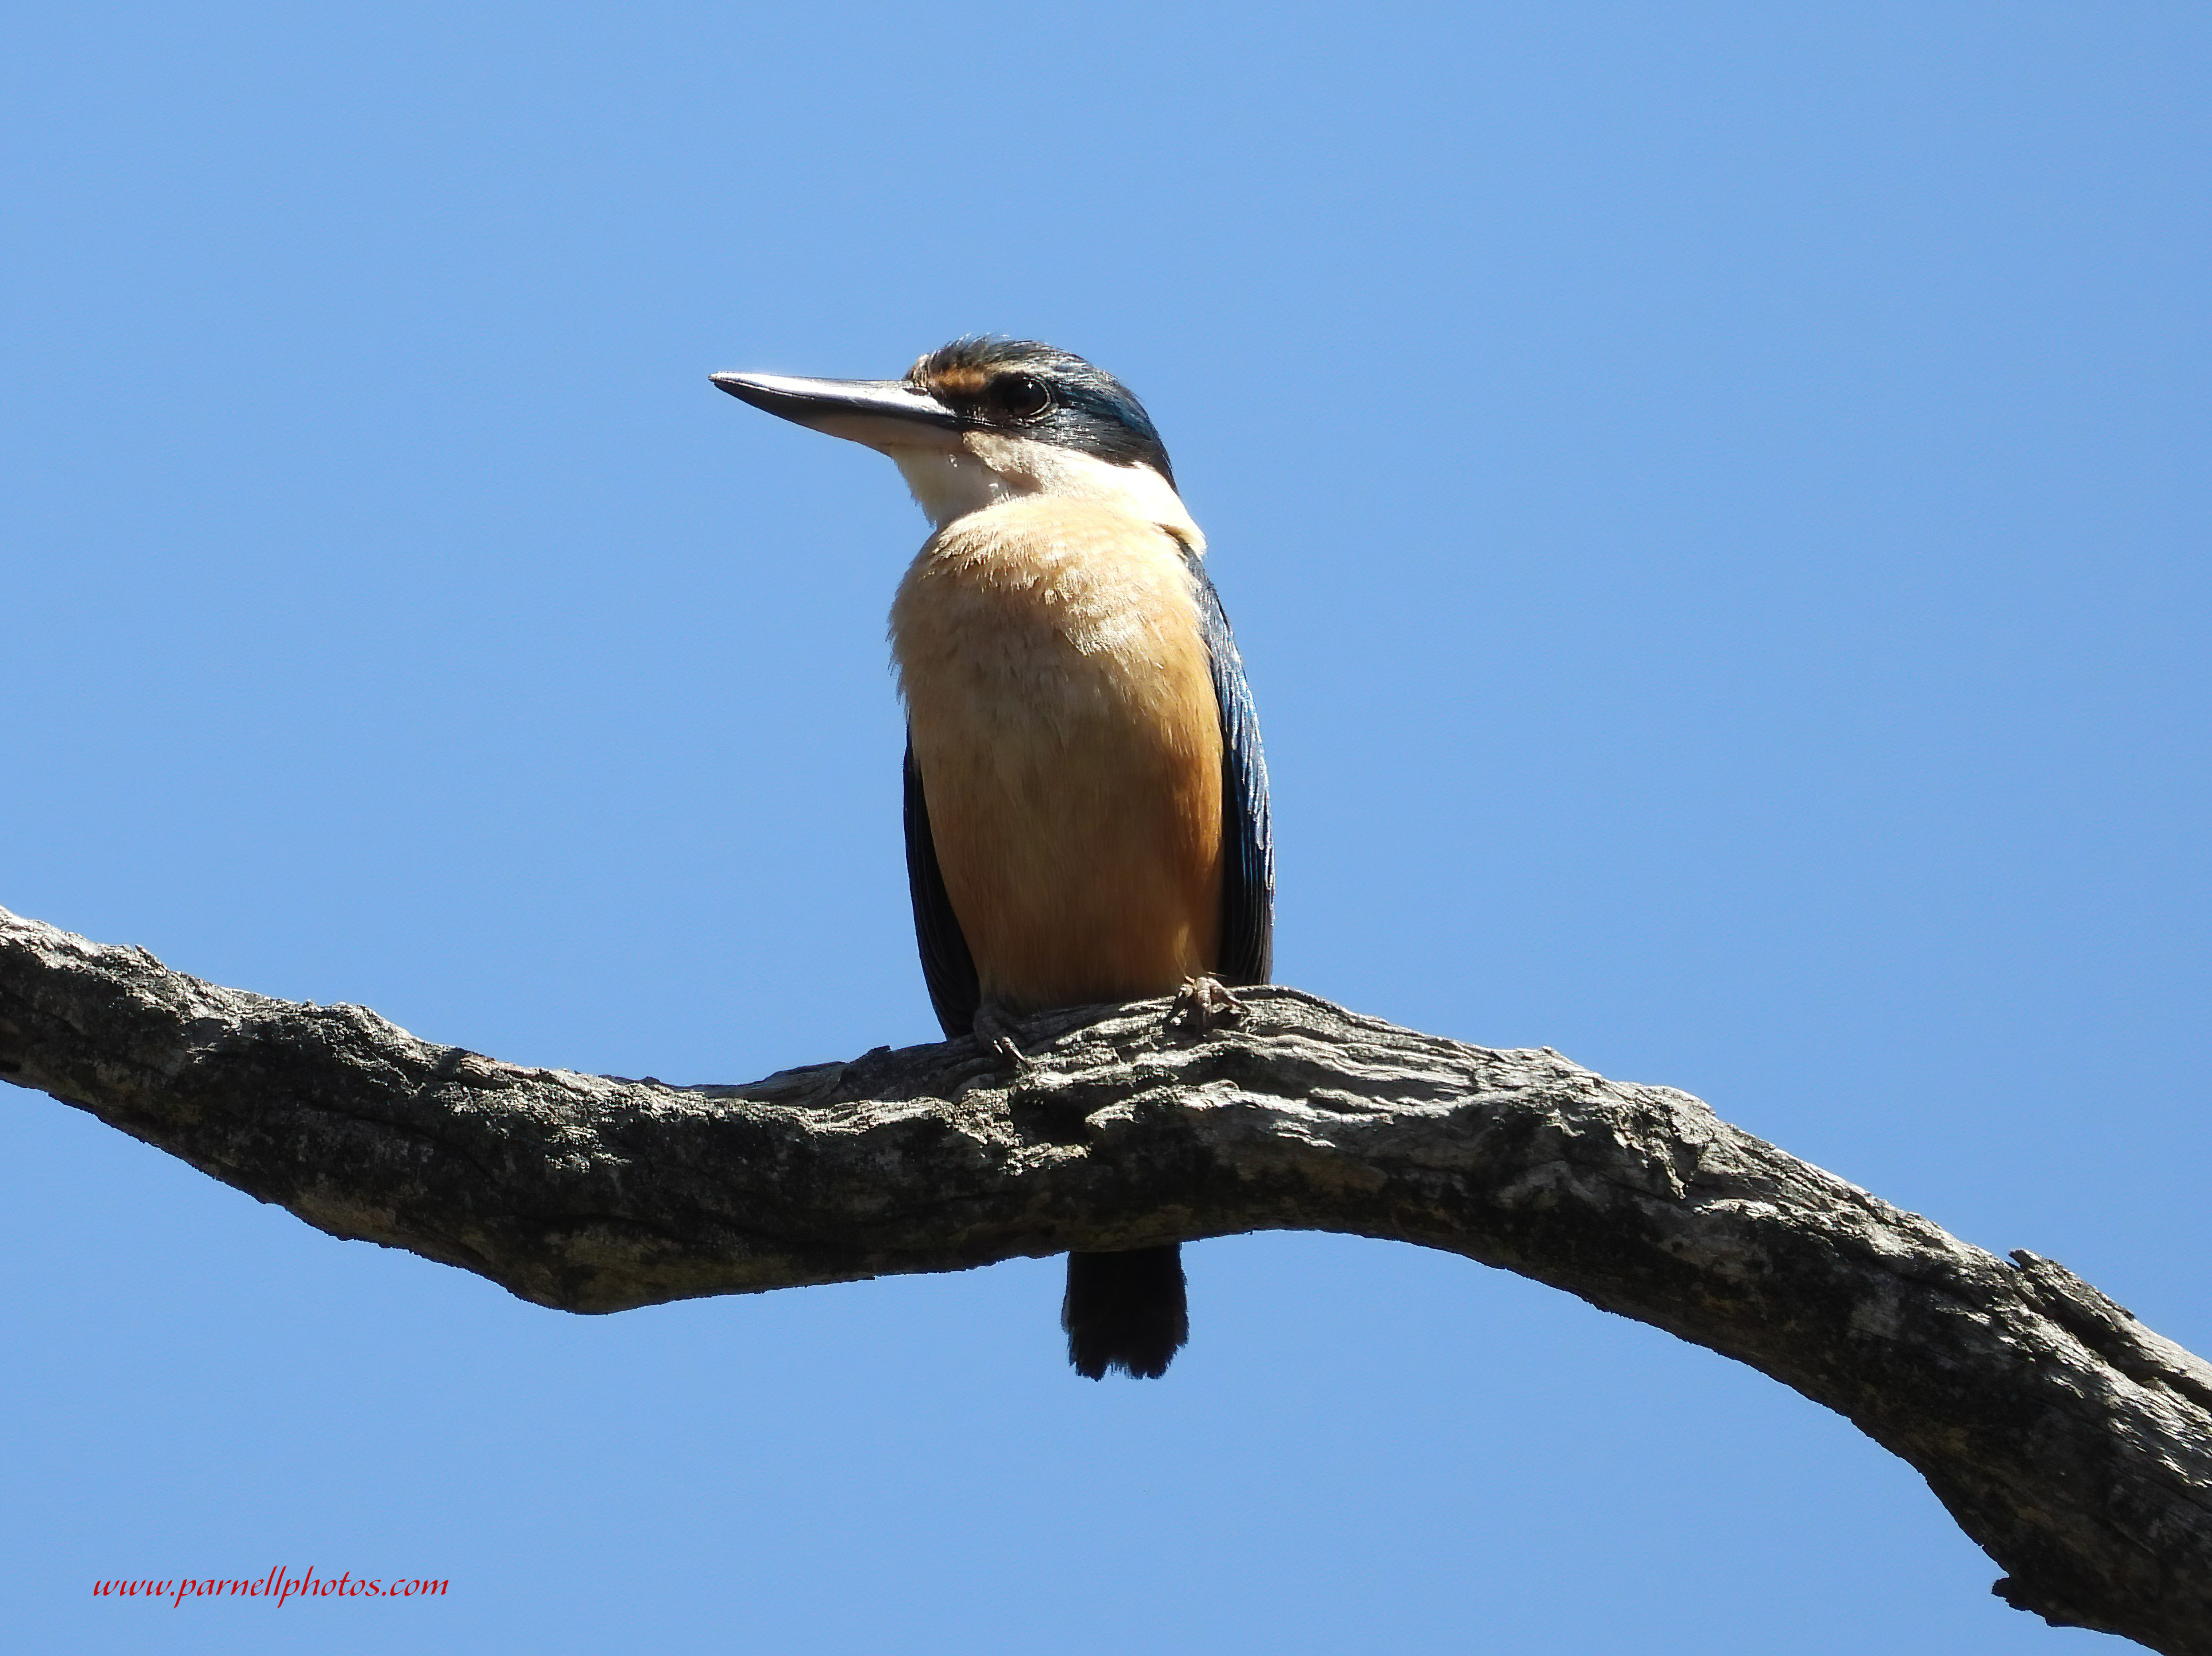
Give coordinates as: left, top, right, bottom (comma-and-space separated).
711, 338, 1273, 1379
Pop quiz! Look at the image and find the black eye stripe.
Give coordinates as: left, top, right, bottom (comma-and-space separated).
910, 340, 1174, 483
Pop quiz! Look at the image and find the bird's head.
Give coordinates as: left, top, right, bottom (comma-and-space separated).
711, 338, 1198, 545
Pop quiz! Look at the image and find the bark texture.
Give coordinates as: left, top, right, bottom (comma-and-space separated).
3, 905, 2209, 1651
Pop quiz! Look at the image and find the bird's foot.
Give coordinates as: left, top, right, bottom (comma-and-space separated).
971, 1002, 1038, 1071
1168, 975, 1246, 1035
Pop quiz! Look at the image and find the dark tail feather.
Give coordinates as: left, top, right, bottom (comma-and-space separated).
1062, 1246, 1188, 1379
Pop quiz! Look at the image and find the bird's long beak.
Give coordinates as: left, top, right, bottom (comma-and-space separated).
709, 370, 963, 453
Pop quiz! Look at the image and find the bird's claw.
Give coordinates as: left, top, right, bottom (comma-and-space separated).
971, 1002, 1038, 1072
1168, 975, 1246, 1035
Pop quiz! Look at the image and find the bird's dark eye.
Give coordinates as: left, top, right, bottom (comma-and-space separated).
996, 373, 1051, 421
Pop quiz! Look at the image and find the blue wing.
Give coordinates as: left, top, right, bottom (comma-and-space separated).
1181, 546, 1275, 987
904, 739, 982, 1039
901, 550, 1273, 1037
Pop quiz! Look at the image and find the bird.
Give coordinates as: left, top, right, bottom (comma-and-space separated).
710, 337, 1272, 1379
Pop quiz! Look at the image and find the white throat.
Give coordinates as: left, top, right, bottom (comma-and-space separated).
886, 432, 1204, 550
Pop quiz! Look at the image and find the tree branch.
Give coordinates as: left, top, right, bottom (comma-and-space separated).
3, 905, 2208, 1651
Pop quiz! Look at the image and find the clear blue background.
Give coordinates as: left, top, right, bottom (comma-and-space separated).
3, 3, 2204, 1651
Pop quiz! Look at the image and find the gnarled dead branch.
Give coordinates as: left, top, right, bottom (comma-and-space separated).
2, 905, 2207, 1652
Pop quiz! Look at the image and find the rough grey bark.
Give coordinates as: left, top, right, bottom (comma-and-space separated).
3, 904, 2208, 1652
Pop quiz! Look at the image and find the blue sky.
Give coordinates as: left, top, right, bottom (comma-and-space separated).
3, 3, 2205, 1651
